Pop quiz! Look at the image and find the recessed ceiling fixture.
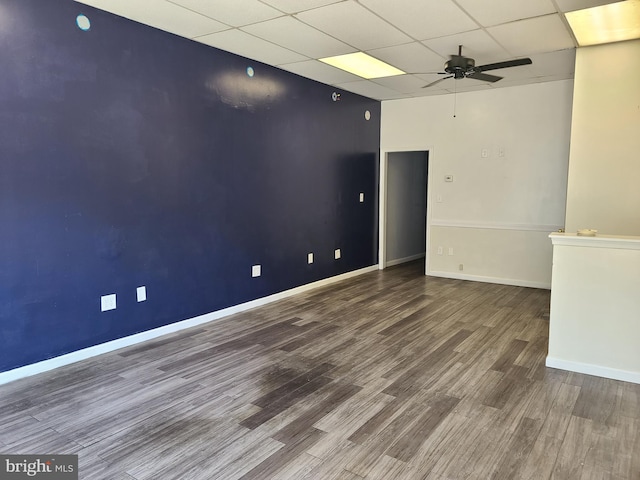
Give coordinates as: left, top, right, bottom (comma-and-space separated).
319, 52, 405, 79
565, 0, 640, 46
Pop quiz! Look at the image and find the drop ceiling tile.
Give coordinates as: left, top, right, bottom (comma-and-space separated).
296, 1, 411, 50
336, 80, 406, 100
487, 14, 576, 57
444, 82, 492, 93
534, 73, 575, 83
372, 75, 429, 93
491, 77, 545, 88
414, 72, 452, 84
554, 0, 621, 13
414, 89, 452, 97
196, 29, 308, 65
76, 0, 228, 38
359, 0, 479, 40
528, 48, 576, 77
492, 64, 536, 80
423, 30, 512, 64
366, 42, 445, 74
382, 92, 413, 100
167, 0, 282, 27
278, 59, 362, 84
242, 16, 355, 58
455, 0, 556, 27
260, 0, 345, 14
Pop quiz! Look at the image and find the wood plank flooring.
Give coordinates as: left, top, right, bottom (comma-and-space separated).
1, 261, 639, 479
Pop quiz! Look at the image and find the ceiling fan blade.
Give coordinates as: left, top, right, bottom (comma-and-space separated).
467, 72, 503, 83
474, 58, 532, 72
407, 71, 449, 75
422, 75, 453, 88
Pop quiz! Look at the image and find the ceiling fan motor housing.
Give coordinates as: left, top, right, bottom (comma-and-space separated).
445, 55, 475, 78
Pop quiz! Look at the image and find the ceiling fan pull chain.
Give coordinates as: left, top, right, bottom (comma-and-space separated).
453, 80, 457, 118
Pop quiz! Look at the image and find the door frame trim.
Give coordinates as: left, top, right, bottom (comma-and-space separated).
379, 147, 434, 274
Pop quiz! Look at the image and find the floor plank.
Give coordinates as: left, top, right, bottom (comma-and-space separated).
1, 261, 638, 479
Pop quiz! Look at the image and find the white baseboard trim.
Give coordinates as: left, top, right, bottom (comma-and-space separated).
427, 270, 551, 290
385, 253, 425, 267
546, 356, 640, 385
0, 265, 378, 386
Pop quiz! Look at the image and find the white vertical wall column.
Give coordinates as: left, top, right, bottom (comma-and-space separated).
564, 39, 640, 236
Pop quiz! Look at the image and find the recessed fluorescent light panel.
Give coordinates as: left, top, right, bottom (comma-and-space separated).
565, 0, 640, 46
319, 52, 405, 79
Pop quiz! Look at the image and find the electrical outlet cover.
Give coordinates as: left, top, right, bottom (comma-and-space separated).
101, 294, 116, 312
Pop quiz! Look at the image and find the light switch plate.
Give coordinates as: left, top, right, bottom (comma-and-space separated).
359, 193, 364, 202
308, 253, 314, 264
334, 249, 341, 260
252, 265, 261, 277
137, 286, 147, 302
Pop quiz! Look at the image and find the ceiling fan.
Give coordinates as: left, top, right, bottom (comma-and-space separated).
422, 45, 532, 88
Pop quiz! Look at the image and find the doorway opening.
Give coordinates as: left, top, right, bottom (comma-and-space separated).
379, 150, 431, 273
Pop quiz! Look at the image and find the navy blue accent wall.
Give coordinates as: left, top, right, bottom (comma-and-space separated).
0, 0, 380, 372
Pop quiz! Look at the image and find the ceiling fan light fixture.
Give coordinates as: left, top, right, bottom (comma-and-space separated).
565, 0, 640, 46
319, 52, 405, 79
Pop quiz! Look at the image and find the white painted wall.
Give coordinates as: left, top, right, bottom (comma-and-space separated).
428, 226, 554, 287
381, 81, 573, 287
386, 151, 427, 265
564, 39, 640, 236
547, 233, 640, 384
